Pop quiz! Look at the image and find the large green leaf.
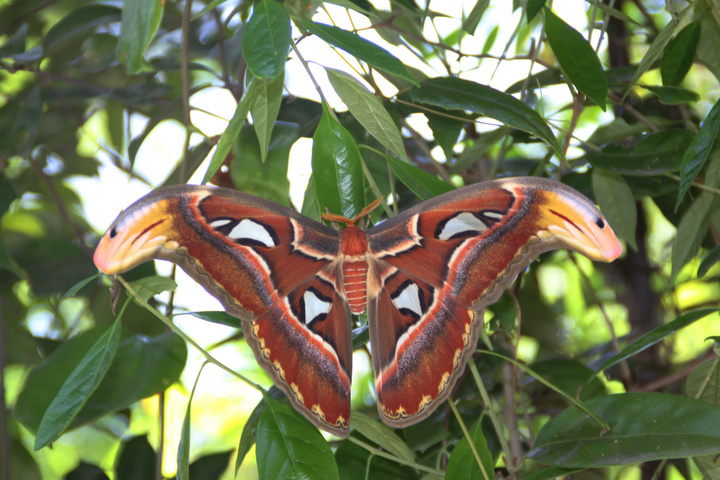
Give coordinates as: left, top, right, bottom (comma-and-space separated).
15, 329, 187, 435
686, 359, 720, 407
529, 393, 720, 467
350, 411, 415, 463
256, 395, 339, 480
34, 314, 123, 449
326, 68, 409, 162
243, 0, 291, 79
544, 8, 607, 110
312, 102, 365, 219
44, 5, 121, 56
411, 77, 562, 156
115, 0, 163, 73
299, 19, 419, 87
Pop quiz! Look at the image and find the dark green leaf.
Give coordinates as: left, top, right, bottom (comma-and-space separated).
596, 309, 717, 374
256, 395, 339, 480
202, 77, 257, 183
585, 130, 693, 175
16, 330, 187, 435
676, 97, 720, 209
61, 273, 99, 301
299, 19, 419, 86
411, 77, 562, 156
312, 102, 365, 219
235, 397, 266, 475
34, 314, 123, 449
527, 0, 546, 22
697, 2, 720, 82
529, 393, 720, 467
544, 8, 607, 110
641, 85, 700, 105
0, 238, 26, 278
116, 436, 156, 480
446, 419, 495, 480
384, 153, 454, 200
243, 0, 291, 79
115, 0, 163, 73
661, 20, 701, 86
327, 68, 408, 162
525, 467, 584, 480
699, 245, 720, 278
592, 169, 638, 250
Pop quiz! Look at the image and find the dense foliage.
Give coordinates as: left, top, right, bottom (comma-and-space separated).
1, 0, 720, 479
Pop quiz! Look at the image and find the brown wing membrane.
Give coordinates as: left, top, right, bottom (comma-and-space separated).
93, 185, 352, 435
366, 177, 621, 426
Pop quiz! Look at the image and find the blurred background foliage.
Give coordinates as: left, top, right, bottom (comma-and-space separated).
0, 0, 719, 479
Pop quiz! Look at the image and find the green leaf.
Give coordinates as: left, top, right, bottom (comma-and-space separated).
525, 467, 584, 480
544, 8, 607, 110
202, 77, 257, 183
686, 359, 720, 407
446, 419, 495, 480
235, 396, 266, 475
256, 395, 339, 480
115, 0, 163, 74
411, 77, 562, 156
383, 153, 454, 200
0, 237, 26, 278
526, 0, 546, 22
462, 0, 489, 35
129, 275, 178, 303
641, 84, 700, 105
626, 11, 689, 94
585, 129, 693, 175
596, 309, 717, 374
243, 0, 291, 79
16, 330, 187, 436
299, 19, 419, 87
186, 311, 243, 329
697, 2, 720, 82
661, 19, 701, 86
34, 312, 124, 449
326, 68, 409, 162
529, 393, 720, 467
699, 245, 720, 278
592, 169, 637, 250
350, 411, 415, 463
676, 97, 720, 210
250, 71, 285, 162
61, 273, 100, 302
312, 102, 365, 219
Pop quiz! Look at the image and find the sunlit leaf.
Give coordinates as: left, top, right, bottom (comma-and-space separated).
446, 419, 495, 480
350, 412, 415, 463
384, 153, 454, 200
250, 72, 285, 162
115, 0, 163, 73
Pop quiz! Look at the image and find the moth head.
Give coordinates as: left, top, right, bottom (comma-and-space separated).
94, 198, 179, 274
538, 189, 622, 263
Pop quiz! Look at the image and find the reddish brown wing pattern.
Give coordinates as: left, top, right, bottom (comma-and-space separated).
93, 185, 353, 435
365, 177, 621, 426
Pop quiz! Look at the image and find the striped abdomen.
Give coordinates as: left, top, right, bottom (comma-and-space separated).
343, 260, 368, 314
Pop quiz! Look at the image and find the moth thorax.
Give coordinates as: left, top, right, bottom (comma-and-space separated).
339, 226, 370, 315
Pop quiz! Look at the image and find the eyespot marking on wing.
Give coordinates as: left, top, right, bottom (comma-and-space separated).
391, 280, 425, 320
300, 287, 332, 325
